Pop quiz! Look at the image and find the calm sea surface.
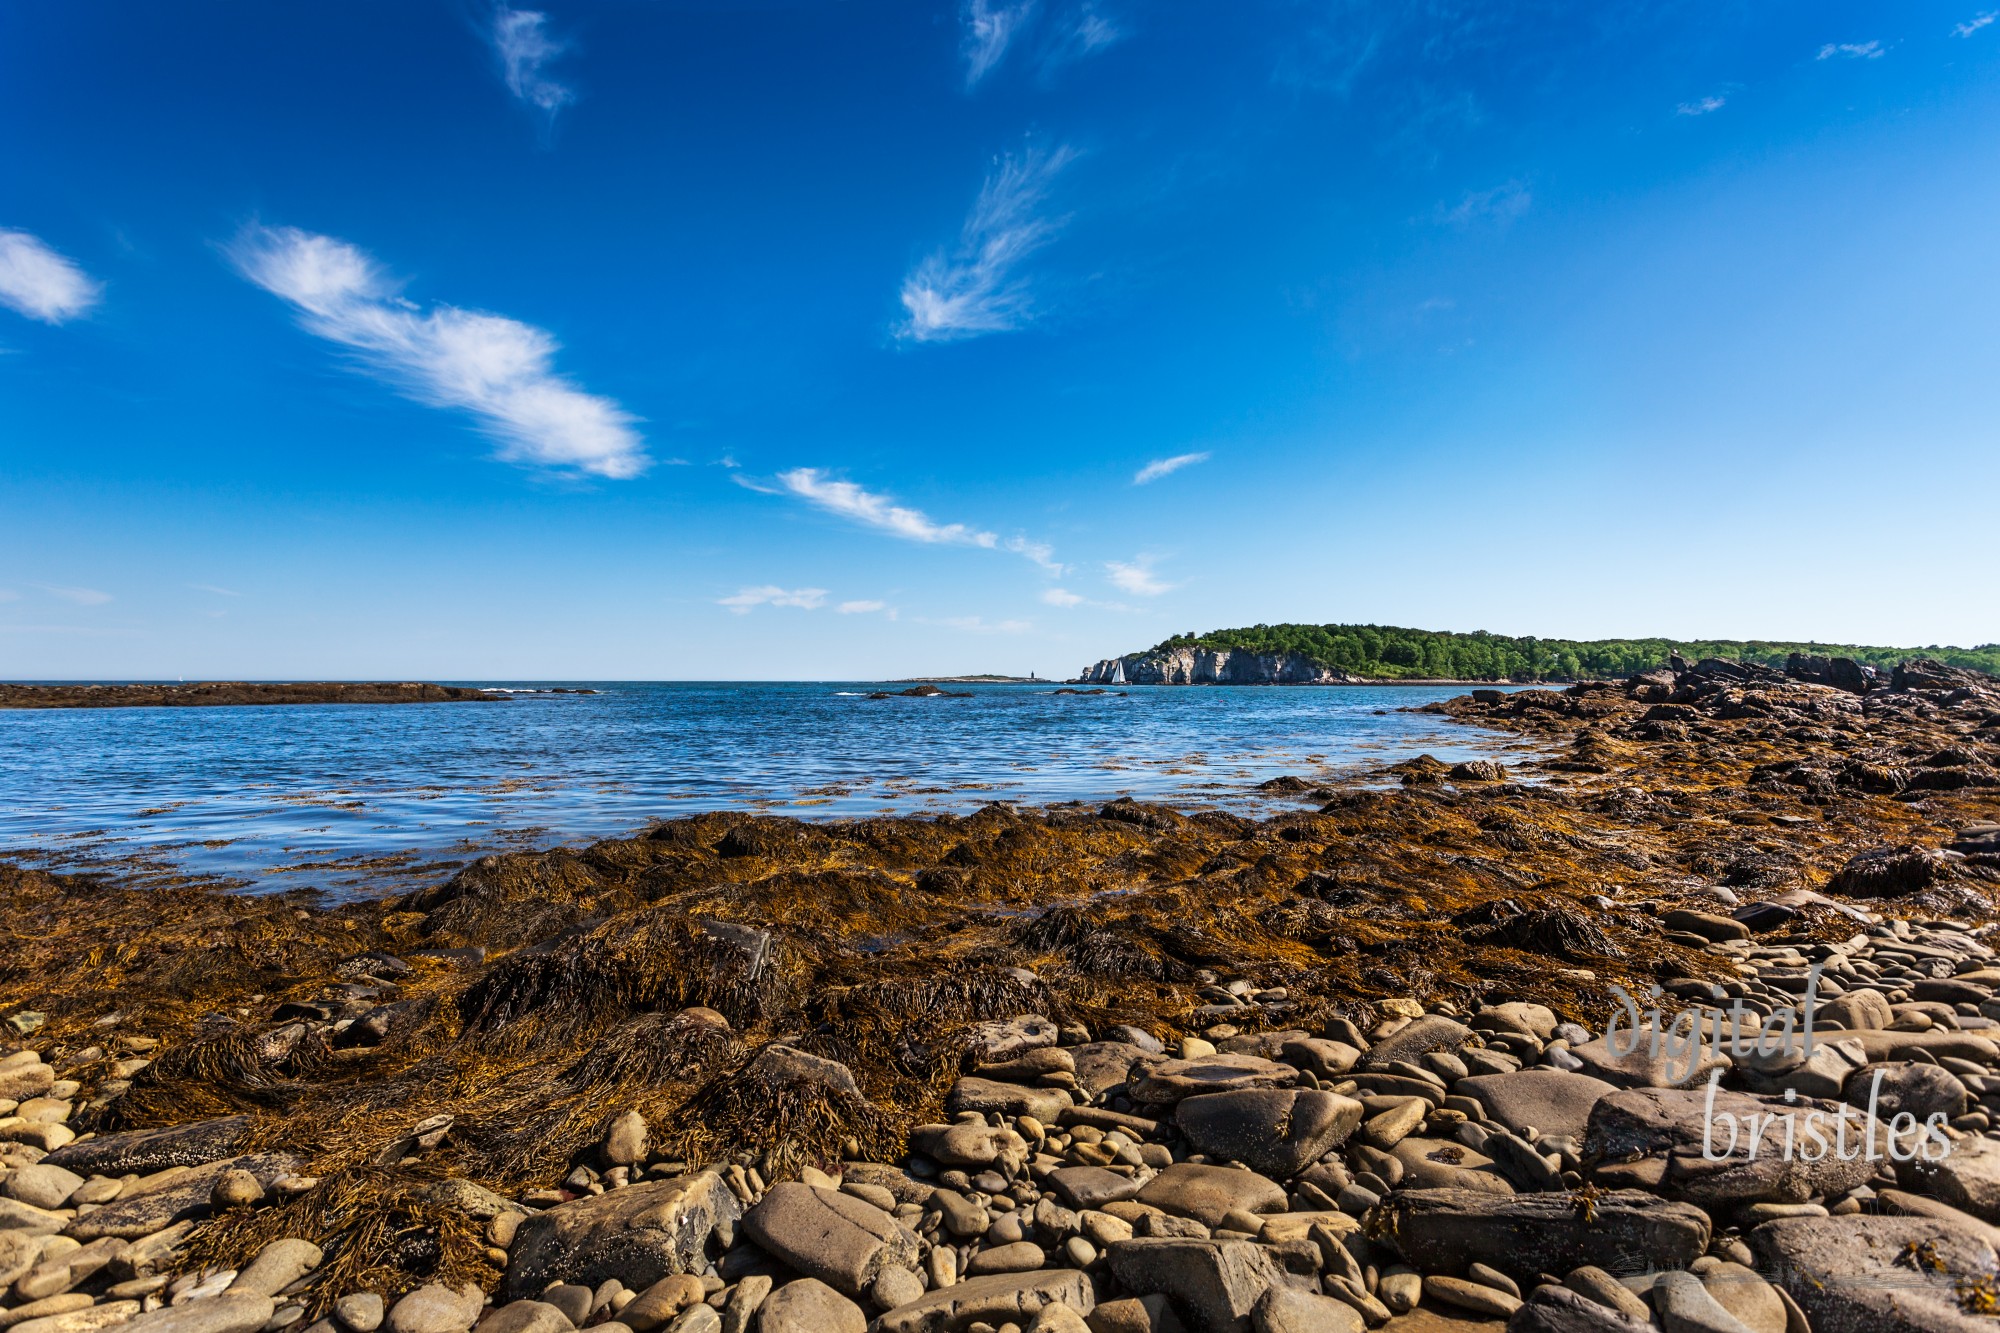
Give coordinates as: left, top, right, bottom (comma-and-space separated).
0, 682, 1532, 896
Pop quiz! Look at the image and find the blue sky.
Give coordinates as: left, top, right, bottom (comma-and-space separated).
3, 1, 1997, 680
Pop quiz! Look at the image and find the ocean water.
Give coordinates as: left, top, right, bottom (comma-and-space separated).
0, 681, 1532, 896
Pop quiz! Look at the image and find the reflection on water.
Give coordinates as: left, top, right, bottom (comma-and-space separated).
0, 681, 1534, 896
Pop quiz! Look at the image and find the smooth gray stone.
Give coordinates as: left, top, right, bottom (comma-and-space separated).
1105, 1238, 1291, 1333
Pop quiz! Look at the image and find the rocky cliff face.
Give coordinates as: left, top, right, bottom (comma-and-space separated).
1074, 647, 1356, 685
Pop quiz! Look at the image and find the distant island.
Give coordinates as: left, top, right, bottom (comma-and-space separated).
1077, 622, 2000, 685
0, 681, 507, 709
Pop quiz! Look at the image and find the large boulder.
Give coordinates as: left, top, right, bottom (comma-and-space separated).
1456, 1070, 1617, 1142
1105, 1239, 1294, 1333
1175, 1090, 1363, 1179
1897, 1134, 2000, 1221
1583, 1086, 1875, 1205
1381, 1188, 1709, 1282
500, 1170, 741, 1298
757, 1278, 864, 1333
64, 1152, 302, 1241
1752, 1214, 2000, 1333
740, 1183, 918, 1298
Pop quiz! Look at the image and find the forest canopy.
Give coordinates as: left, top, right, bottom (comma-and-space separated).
1141, 624, 2000, 682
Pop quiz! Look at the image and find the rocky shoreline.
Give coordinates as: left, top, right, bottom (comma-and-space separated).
2, 656, 1998, 1332
0, 684, 507, 710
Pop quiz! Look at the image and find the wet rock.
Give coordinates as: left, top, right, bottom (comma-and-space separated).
757, 1279, 863, 1333
1175, 1090, 1363, 1179
1383, 1188, 1709, 1281
1105, 1238, 1291, 1333
500, 1169, 742, 1298
871, 1270, 1093, 1333
1135, 1164, 1286, 1228
740, 1182, 918, 1298
1751, 1213, 1998, 1333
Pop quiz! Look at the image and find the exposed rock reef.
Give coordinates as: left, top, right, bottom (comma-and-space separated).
0, 654, 1997, 1331
0, 684, 505, 710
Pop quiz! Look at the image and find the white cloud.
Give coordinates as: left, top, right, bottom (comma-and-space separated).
1106, 557, 1171, 596
230, 226, 645, 479
1005, 535, 1064, 574
1041, 2, 1124, 74
0, 230, 103, 324
1041, 587, 1084, 607
899, 146, 1075, 342
1439, 182, 1531, 227
838, 599, 889, 615
777, 468, 996, 546
1956, 12, 1996, 35
491, 7, 575, 121
962, 0, 1037, 86
1676, 95, 1726, 116
189, 583, 241, 596
1817, 41, 1884, 59
40, 584, 112, 606
1133, 451, 1209, 485
718, 585, 827, 614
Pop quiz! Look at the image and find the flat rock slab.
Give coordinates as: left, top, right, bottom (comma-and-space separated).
1044, 1166, 1143, 1211
1135, 1163, 1286, 1228
65, 1152, 301, 1240
1897, 1134, 2000, 1222
1568, 1037, 1729, 1090
1106, 1238, 1293, 1333
1176, 1089, 1364, 1179
1582, 1086, 1875, 1206
741, 1182, 918, 1298
1382, 1188, 1709, 1281
42, 1117, 253, 1177
945, 1078, 1072, 1122
1069, 1043, 1162, 1098
1130, 1055, 1299, 1108
873, 1269, 1093, 1333
111, 1297, 276, 1333
500, 1169, 740, 1299
1752, 1214, 2000, 1333
1456, 1070, 1617, 1142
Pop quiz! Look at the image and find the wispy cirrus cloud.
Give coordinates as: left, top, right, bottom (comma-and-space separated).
928, 615, 1032, 635
1438, 181, 1531, 227
490, 6, 576, 126
777, 468, 995, 546
1105, 556, 1172, 596
1133, 451, 1209, 485
899, 145, 1076, 343
1817, 40, 1884, 60
962, 0, 1038, 87
718, 585, 827, 614
767, 468, 1059, 572
1676, 95, 1726, 116
0, 230, 103, 325
1042, 586, 1135, 612
229, 226, 645, 479
1040, 3, 1125, 76
188, 583, 241, 597
1956, 12, 1996, 36
39, 584, 113, 606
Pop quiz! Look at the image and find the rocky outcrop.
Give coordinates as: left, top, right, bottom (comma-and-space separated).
1075, 648, 1356, 685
